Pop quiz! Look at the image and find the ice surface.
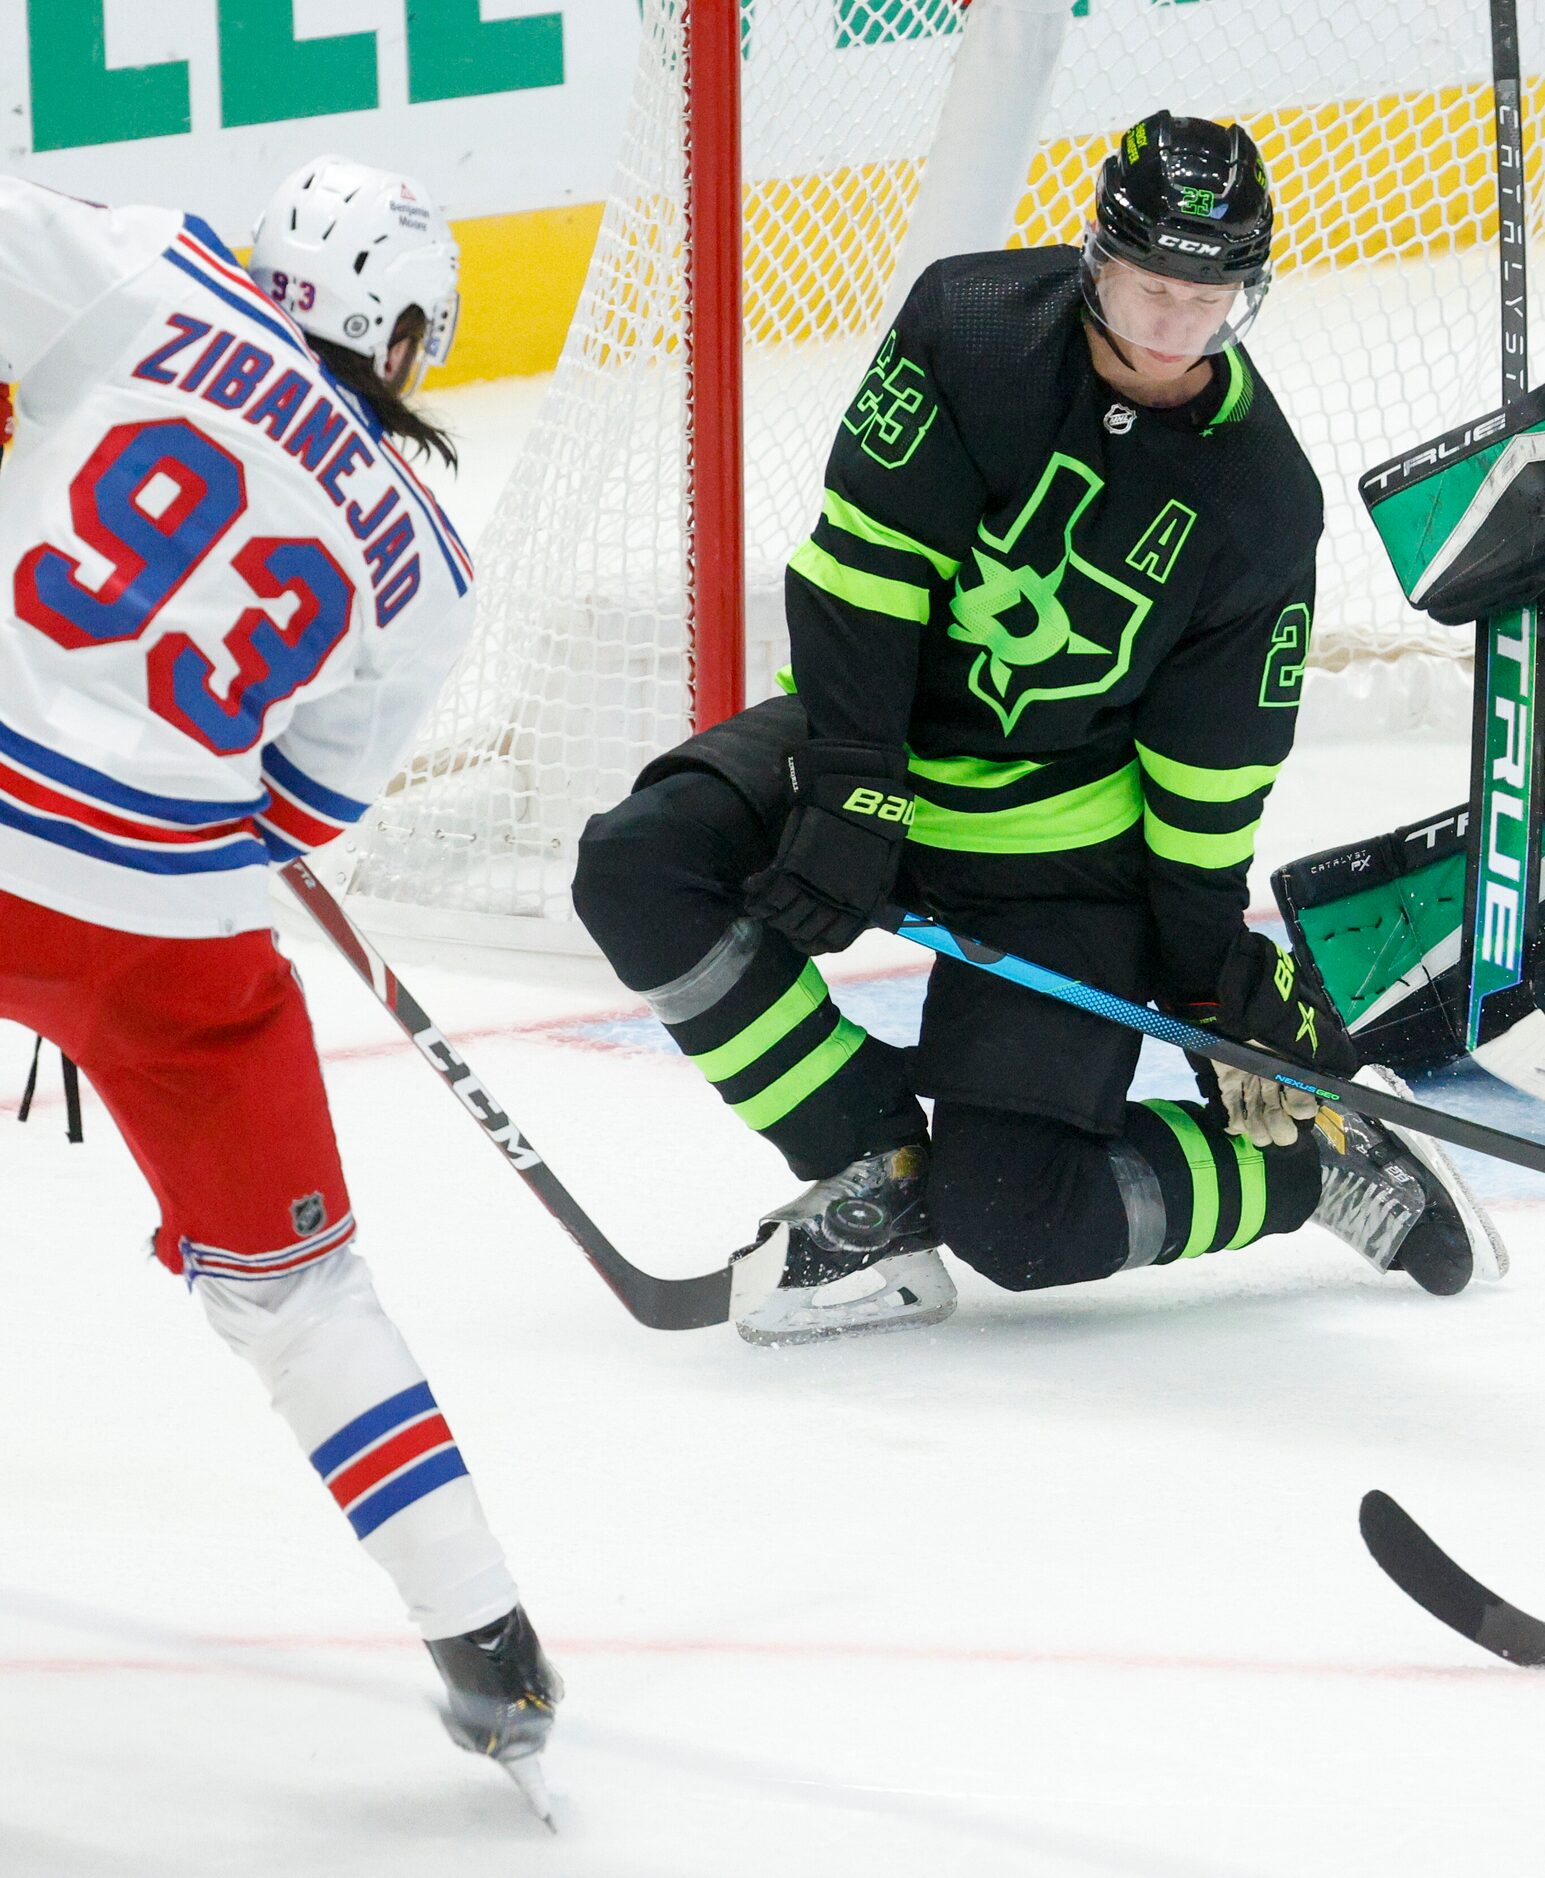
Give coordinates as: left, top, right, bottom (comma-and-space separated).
3, 380, 1543, 1878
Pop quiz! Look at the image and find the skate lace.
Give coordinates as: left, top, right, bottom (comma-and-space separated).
1314, 1161, 1419, 1266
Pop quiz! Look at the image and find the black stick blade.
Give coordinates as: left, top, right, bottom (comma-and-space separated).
1360, 1489, 1545, 1667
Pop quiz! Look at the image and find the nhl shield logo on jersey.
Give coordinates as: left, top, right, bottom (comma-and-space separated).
1103, 402, 1136, 435
291, 1191, 328, 1237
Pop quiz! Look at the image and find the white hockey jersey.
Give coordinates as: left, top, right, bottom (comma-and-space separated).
0, 178, 476, 938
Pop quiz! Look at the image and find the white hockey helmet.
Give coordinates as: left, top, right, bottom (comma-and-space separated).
250, 155, 460, 391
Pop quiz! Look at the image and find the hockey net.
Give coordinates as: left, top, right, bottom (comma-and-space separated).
348, 0, 1545, 947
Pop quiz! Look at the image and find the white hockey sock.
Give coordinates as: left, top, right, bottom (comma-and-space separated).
196, 1250, 518, 1642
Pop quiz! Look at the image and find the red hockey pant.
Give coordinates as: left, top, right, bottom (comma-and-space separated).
0, 890, 351, 1276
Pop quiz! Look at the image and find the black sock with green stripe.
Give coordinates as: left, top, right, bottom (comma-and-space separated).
1124, 1098, 1321, 1262
663, 931, 924, 1181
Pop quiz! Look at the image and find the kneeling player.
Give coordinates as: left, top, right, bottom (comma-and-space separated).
574, 113, 1505, 1343
0, 159, 557, 1792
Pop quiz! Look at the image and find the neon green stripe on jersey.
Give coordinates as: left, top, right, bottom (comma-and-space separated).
689, 960, 828, 1084
820, 489, 961, 580
789, 537, 932, 623
1135, 740, 1283, 803
1202, 345, 1252, 434
905, 750, 1048, 790
732, 1018, 867, 1130
1143, 808, 1260, 870
1224, 1133, 1268, 1248
1145, 1100, 1220, 1258
909, 762, 1142, 854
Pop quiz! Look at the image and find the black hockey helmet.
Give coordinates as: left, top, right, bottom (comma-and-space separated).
1082, 113, 1274, 357
1094, 112, 1274, 288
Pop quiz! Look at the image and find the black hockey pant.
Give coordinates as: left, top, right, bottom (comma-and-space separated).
572, 769, 1322, 1292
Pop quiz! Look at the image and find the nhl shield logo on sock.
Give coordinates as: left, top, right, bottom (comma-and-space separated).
290, 1191, 327, 1235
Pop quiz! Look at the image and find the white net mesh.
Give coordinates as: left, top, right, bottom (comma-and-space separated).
351, 0, 1545, 944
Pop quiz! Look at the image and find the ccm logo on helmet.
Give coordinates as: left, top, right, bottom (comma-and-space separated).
1156, 233, 1225, 256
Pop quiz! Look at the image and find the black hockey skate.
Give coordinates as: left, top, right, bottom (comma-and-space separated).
427, 1605, 563, 1824
1310, 1066, 1508, 1295
735, 1140, 954, 1345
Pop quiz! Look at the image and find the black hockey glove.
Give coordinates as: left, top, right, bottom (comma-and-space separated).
1172, 931, 1356, 1149
744, 740, 914, 954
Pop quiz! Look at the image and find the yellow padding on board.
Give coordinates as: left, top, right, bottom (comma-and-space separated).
424, 202, 603, 388
280, 77, 1545, 386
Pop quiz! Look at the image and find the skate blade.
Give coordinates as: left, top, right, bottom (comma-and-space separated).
738, 1250, 957, 1345
738, 1296, 955, 1346
500, 1752, 557, 1833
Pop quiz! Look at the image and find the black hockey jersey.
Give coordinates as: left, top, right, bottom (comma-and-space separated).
785, 246, 1323, 999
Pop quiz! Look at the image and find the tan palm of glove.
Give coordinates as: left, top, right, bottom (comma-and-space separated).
1213, 1063, 1320, 1149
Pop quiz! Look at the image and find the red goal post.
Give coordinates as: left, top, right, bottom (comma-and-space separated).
686, 0, 1031, 736
684, 0, 749, 732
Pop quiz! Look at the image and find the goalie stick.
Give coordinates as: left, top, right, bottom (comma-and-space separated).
280, 859, 787, 1332
884, 906, 1545, 1184
1278, 0, 1545, 1085
1458, 0, 1541, 1058
1359, 1490, 1545, 1667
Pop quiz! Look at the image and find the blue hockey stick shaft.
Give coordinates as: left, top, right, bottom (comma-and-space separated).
881, 907, 1545, 1177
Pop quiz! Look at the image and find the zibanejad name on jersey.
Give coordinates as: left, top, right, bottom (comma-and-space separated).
132, 311, 426, 628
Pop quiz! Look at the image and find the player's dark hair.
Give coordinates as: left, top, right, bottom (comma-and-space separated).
309, 328, 459, 472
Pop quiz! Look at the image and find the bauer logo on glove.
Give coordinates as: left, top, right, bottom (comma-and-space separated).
745, 740, 915, 955
840, 786, 914, 824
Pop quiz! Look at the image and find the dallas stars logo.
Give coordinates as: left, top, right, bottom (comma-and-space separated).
946, 453, 1161, 736
949, 549, 1108, 680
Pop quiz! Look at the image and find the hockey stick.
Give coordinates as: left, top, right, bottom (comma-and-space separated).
882, 908, 1545, 1177
1358, 1490, 1545, 1667
1460, 0, 1541, 1056
280, 860, 787, 1331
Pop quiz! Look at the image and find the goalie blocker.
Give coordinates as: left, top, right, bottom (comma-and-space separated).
1274, 385, 1545, 1084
